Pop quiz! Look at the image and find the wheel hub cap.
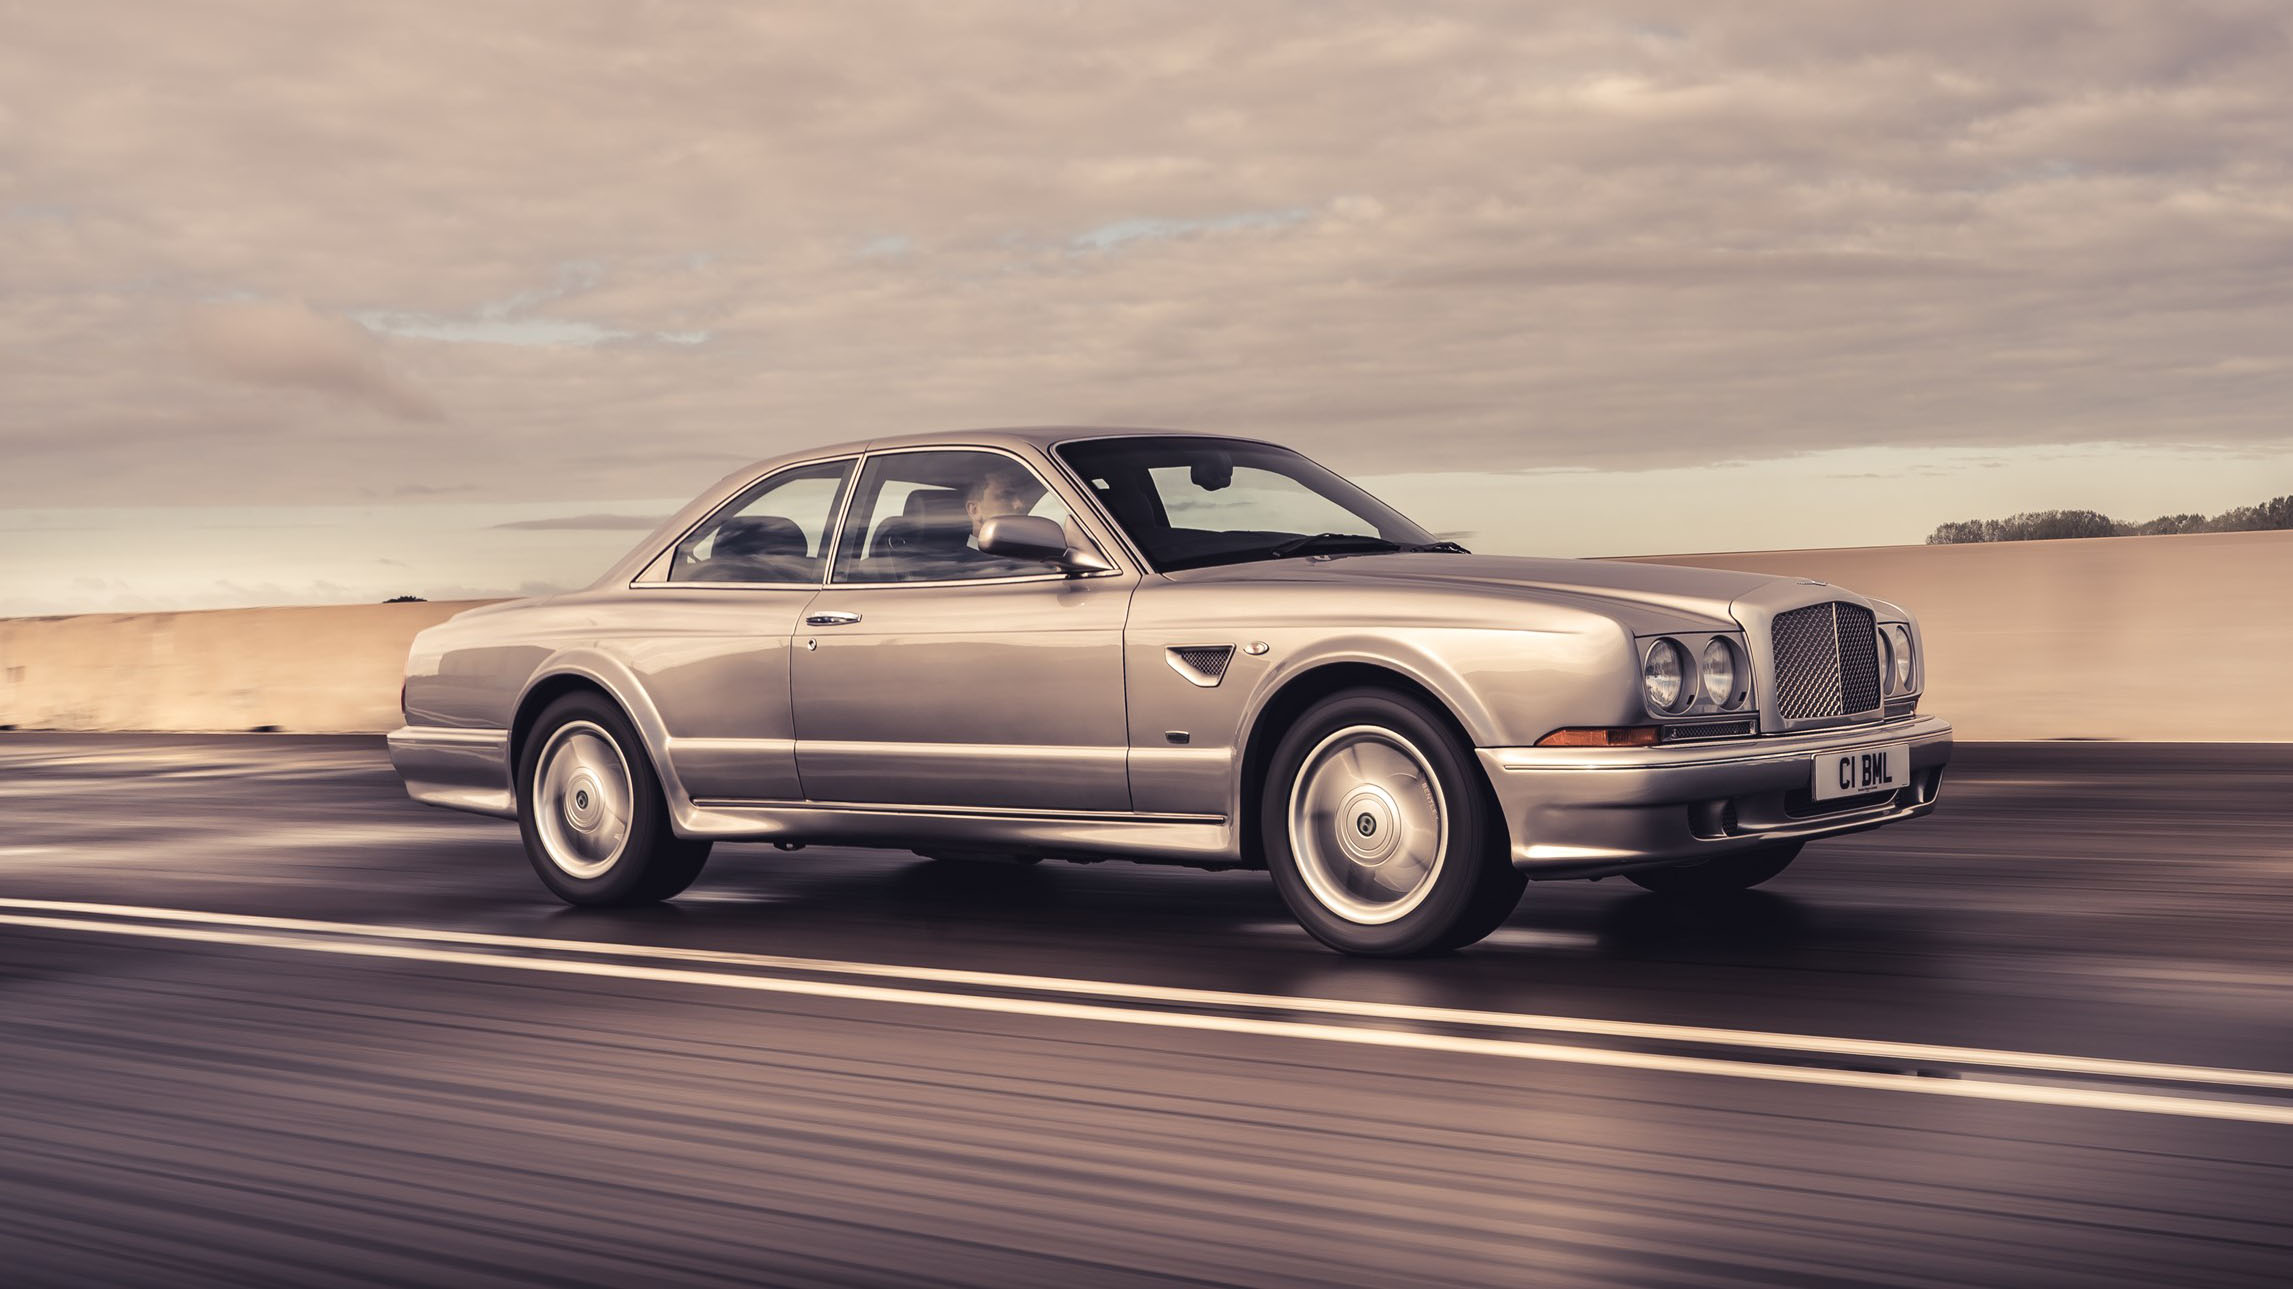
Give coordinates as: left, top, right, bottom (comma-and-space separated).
1287, 724, 1448, 925
1337, 786, 1401, 864
533, 722, 634, 880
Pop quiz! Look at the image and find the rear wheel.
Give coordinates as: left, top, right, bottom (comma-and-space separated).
1625, 841, 1802, 895
1262, 688, 1524, 956
517, 693, 711, 906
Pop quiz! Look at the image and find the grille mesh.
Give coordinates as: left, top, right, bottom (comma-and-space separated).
1167, 645, 1234, 686
1771, 605, 1845, 719
1770, 602, 1883, 720
1835, 603, 1880, 713
1661, 719, 1757, 742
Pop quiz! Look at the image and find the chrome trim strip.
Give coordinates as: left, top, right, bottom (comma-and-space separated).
1488, 714, 1951, 772
687, 798, 1224, 825
665, 735, 795, 755
797, 739, 1129, 765
825, 442, 1134, 586
628, 452, 860, 589
389, 727, 509, 748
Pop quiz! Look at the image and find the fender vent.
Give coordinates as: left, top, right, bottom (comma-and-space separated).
1166, 645, 1235, 687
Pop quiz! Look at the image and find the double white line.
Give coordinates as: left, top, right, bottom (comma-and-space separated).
5, 897, 2291, 1126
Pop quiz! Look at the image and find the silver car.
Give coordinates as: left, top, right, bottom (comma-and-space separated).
390, 428, 1950, 955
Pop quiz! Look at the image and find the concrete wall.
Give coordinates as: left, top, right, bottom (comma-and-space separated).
1614, 528, 2292, 740
2, 528, 2287, 738
0, 601, 499, 735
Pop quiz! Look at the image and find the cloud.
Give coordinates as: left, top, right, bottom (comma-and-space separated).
1070, 208, 1317, 252
351, 262, 713, 347
184, 299, 442, 421
0, 0, 2288, 518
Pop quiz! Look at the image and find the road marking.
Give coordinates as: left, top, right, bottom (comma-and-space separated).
1242, 921, 1601, 951
3, 899, 2291, 1125
7, 897, 2286, 1093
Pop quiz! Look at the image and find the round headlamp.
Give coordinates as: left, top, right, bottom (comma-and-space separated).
1643, 638, 1690, 713
1885, 623, 1915, 693
1700, 637, 1742, 710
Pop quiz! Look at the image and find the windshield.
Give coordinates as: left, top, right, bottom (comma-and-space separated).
1055, 436, 1448, 572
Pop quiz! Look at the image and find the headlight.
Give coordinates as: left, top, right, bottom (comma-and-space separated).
1700, 637, 1742, 710
1643, 638, 1689, 712
1885, 624, 1915, 692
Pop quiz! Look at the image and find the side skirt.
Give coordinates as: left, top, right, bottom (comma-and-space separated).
677, 798, 1241, 866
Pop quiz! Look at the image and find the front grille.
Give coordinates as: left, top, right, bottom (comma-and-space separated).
1770, 602, 1882, 721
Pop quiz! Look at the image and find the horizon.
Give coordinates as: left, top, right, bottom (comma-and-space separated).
5, 436, 2287, 616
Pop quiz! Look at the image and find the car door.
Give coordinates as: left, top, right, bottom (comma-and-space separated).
618, 456, 851, 801
789, 446, 1137, 812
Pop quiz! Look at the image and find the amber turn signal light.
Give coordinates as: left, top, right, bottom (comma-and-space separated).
1535, 726, 1661, 748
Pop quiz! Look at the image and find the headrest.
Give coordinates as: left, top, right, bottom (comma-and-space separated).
712, 514, 807, 559
902, 488, 968, 525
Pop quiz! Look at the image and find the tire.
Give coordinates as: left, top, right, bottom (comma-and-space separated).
1624, 841, 1802, 896
516, 692, 711, 906
1261, 687, 1525, 956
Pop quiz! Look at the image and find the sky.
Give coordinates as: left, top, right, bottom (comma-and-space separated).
3, 1, 2290, 614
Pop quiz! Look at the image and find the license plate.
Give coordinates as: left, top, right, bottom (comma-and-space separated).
1811, 742, 1908, 801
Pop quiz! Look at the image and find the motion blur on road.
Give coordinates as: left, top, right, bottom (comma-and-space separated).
2, 733, 2290, 1287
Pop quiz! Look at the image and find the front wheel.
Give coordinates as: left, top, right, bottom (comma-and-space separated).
517, 693, 711, 906
1262, 688, 1524, 956
1624, 841, 1802, 896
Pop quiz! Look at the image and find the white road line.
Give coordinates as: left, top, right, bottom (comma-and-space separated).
4, 897, 2288, 1095
3, 905, 2291, 1126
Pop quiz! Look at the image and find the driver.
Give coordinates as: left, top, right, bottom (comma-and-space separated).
965, 462, 1048, 548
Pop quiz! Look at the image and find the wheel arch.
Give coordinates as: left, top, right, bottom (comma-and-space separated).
506, 652, 677, 794
509, 674, 619, 772
1235, 661, 1494, 868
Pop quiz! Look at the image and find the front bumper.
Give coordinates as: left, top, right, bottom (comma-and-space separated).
1477, 714, 1952, 879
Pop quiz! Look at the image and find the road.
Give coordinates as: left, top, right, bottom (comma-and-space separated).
0, 734, 2289, 1287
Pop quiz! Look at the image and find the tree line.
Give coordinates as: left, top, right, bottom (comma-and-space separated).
1927, 495, 2293, 544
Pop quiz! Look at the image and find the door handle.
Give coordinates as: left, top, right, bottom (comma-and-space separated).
805, 611, 862, 626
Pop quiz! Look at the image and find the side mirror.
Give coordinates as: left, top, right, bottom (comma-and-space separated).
978, 514, 1114, 573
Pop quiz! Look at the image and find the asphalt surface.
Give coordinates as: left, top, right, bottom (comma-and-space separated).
1, 734, 2289, 1287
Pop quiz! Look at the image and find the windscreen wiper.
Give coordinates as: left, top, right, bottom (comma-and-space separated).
1264, 532, 1409, 559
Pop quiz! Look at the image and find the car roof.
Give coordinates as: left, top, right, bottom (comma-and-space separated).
748, 424, 1259, 470
587, 426, 1279, 589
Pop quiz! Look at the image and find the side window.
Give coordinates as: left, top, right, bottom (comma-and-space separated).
667, 459, 852, 584
832, 450, 1074, 584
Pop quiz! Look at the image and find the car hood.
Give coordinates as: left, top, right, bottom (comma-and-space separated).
1163, 551, 1796, 628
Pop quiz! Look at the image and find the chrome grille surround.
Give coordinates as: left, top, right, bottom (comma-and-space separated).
1769, 602, 1882, 721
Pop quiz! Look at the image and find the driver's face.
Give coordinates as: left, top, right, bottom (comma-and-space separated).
966, 473, 1041, 537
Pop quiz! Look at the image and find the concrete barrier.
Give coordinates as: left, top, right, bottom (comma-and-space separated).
1615, 528, 2293, 740
0, 601, 499, 735
2, 529, 2286, 738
